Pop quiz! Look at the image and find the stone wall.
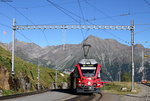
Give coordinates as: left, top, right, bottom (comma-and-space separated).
0, 66, 10, 90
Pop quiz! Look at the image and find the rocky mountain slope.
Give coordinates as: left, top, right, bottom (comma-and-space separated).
4, 35, 150, 81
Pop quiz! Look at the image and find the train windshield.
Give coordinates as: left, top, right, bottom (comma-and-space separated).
81, 67, 96, 77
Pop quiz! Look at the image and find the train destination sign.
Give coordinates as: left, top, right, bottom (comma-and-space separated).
81, 64, 97, 67
81, 67, 96, 70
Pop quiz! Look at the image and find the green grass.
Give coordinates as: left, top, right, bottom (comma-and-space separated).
2, 89, 29, 96
0, 46, 69, 95
2, 90, 14, 96
101, 82, 140, 95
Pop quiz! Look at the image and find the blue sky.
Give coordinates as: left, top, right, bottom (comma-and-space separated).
0, 0, 150, 48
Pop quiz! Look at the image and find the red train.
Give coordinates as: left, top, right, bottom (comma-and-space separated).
141, 80, 148, 84
70, 59, 104, 93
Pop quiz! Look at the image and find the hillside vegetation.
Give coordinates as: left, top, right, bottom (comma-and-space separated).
102, 82, 140, 95
0, 45, 68, 95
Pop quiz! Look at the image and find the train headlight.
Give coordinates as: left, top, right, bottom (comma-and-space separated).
78, 80, 81, 83
97, 84, 101, 86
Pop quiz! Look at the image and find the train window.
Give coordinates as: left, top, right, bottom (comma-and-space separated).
81, 67, 96, 77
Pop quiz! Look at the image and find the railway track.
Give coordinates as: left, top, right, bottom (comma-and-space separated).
66, 93, 103, 101
143, 83, 150, 87
0, 89, 103, 101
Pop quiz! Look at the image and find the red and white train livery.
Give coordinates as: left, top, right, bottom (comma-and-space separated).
70, 59, 104, 93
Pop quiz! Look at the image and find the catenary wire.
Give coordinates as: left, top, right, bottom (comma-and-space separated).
0, 11, 12, 21
6, 2, 51, 46
6, 2, 36, 25
84, 0, 121, 24
144, 0, 150, 7
47, 0, 81, 24
46, 0, 129, 45
77, 0, 88, 43
5, 1, 131, 48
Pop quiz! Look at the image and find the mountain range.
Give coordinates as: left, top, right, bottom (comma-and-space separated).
1, 35, 150, 81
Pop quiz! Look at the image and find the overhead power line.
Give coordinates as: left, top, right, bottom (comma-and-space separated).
6, 2, 35, 25
0, 24, 33, 46
5, 3, 51, 79
47, 0, 80, 24
6, 0, 131, 48
42, 29, 50, 45
103, 30, 130, 44
46, 0, 130, 44
47, 0, 95, 24
77, 0, 88, 42
144, 0, 150, 7
6, 2, 51, 46
17, 31, 34, 43
135, 27, 150, 35
0, 12, 12, 21
0, 23, 11, 29
14, 0, 85, 9
135, 23, 150, 25
135, 41, 150, 44
84, 1, 121, 24
77, 0, 85, 23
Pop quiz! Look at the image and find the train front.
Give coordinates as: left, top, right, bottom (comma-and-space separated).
71, 59, 103, 93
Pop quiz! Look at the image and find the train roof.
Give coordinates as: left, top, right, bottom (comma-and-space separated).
79, 59, 98, 64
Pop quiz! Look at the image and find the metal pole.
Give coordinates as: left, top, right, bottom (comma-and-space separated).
119, 67, 121, 82
37, 63, 40, 90
55, 65, 58, 89
141, 48, 145, 81
131, 20, 135, 91
142, 48, 144, 67
12, 18, 16, 75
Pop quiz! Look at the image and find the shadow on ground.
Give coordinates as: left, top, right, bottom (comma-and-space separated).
51, 89, 93, 96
